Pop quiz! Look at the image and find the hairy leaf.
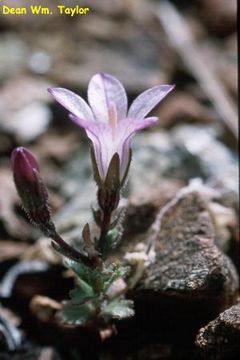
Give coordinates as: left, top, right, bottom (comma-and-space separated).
60, 301, 96, 325
101, 298, 134, 320
69, 279, 95, 305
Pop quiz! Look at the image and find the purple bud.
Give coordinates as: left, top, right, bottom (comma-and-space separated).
11, 147, 53, 232
11, 147, 39, 188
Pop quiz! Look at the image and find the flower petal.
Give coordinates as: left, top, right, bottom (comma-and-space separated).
116, 117, 158, 178
69, 115, 113, 179
87, 73, 128, 122
119, 137, 132, 181
48, 87, 94, 120
128, 84, 175, 120
87, 131, 105, 179
117, 117, 158, 143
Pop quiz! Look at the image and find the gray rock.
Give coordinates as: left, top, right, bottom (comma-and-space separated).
132, 192, 238, 331
0, 309, 22, 352
196, 303, 240, 359
0, 76, 52, 141
171, 125, 238, 208
131, 126, 238, 208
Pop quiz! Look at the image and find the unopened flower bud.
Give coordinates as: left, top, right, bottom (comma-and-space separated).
11, 147, 53, 233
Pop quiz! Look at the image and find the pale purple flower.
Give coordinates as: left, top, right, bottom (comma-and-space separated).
49, 73, 174, 182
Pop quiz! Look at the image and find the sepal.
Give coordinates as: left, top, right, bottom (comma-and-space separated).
90, 147, 103, 187
104, 153, 120, 191
120, 148, 132, 187
91, 207, 102, 227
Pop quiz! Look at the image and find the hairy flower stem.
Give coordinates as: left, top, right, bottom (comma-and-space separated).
98, 209, 112, 256
45, 226, 93, 267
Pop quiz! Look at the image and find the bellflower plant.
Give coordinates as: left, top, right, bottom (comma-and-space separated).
11, 73, 174, 331
49, 73, 174, 186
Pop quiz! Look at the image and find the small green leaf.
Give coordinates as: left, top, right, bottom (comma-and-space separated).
64, 258, 90, 283
65, 259, 109, 294
60, 301, 96, 325
101, 298, 134, 320
101, 228, 121, 258
69, 279, 95, 304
